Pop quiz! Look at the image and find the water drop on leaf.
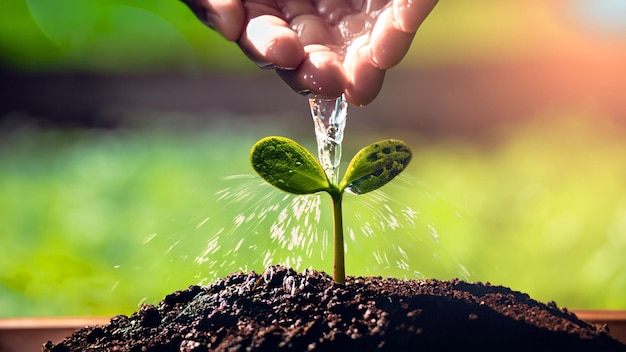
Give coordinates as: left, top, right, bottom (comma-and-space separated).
251, 136, 331, 195
340, 139, 412, 194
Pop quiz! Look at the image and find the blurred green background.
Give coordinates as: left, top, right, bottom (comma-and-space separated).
1, 0, 626, 317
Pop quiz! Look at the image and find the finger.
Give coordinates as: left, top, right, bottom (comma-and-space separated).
343, 36, 386, 106
290, 14, 338, 47
276, 45, 347, 98
393, 0, 438, 33
243, 0, 283, 18
344, 61, 385, 106
274, 0, 317, 21
369, 0, 437, 69
369, 7, 415, 69
316, 0, 354, 23
238, 15, 306, 69
181, 0, 245, 41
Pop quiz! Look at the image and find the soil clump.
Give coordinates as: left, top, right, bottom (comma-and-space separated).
44, 265, 626, 351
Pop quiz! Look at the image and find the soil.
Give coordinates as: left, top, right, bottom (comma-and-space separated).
43, 266, 626, 352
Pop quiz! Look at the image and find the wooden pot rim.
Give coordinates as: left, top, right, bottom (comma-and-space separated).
1, 310, 625, 329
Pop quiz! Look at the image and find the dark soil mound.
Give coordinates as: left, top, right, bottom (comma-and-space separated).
44, 266, 625, 352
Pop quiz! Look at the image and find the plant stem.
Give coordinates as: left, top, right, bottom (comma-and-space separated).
331, 192, 345, 284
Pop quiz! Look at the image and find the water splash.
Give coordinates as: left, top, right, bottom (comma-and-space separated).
309, 95, 348, 184
121, 170, 472, 309
187, 172, 475, 284
342, 175, 473, 280
194, 175, 331, 282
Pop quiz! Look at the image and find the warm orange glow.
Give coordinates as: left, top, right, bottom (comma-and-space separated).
395, 1, 626, 130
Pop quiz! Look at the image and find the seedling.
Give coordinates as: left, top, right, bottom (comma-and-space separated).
251, 136, 412, 284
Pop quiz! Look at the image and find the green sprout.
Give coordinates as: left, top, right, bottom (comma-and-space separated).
250, 136, 412, 283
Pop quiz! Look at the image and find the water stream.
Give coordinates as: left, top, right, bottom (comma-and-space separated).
309, 95, 348, 184
115, 99, 470, 308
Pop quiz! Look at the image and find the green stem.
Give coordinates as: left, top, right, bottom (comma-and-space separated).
331, 192, 345, 284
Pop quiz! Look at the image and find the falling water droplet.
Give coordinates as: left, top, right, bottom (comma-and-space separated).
427, 224, 440, 243
143, 233, 157, 244
309, 95, 348, 184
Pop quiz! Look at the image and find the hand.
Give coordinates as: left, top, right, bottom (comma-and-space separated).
182, 0, 437, 106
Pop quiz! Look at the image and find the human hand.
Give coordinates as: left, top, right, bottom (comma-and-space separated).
182, 0, 437, 106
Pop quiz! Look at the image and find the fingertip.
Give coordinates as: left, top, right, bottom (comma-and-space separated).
301, 46, 347, 98
277, 46, 347, 99
241, 16, 305, 69
344, 66, 385, 106
343, 37, 386, 106
266, 31, 306, 69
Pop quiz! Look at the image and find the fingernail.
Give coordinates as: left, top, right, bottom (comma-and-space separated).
256, 62, 277, 70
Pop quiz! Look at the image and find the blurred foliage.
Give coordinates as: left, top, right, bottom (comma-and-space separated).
0, 0, 251, 71
1, 116, 625, 317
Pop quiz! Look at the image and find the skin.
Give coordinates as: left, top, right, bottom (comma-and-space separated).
182, 0, 438, 106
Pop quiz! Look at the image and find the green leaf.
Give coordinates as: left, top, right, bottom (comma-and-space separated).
251, 136, 331, 195
340, 139, 412, 194
27, 0, 101, 49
